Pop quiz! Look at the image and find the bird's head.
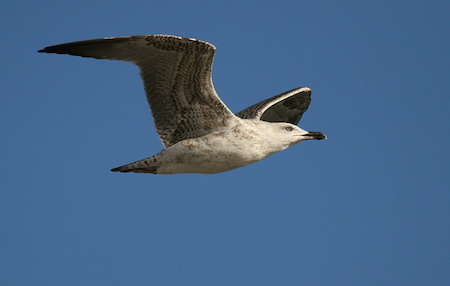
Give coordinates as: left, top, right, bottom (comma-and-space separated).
265, 122, 327, 150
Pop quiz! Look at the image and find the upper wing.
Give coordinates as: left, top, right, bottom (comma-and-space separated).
39, 35, 237, 147
235, 87, 311, 125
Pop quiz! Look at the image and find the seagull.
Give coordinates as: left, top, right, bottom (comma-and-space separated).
39, 35, 326, 174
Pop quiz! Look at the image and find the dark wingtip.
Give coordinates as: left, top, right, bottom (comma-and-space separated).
38, 47, 57, 53
38, 47, 51, 53
38, 46, 61, 54
111, 167, 129, 172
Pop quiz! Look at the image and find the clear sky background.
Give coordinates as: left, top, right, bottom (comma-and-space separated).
1, 1, 449, 285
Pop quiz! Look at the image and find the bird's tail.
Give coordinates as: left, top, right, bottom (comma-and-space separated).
111, 156, 160, 174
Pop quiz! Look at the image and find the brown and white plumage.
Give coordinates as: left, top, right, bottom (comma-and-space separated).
39, 35, 236, 147
39, 35, 325, 174
236, 87, 311, 124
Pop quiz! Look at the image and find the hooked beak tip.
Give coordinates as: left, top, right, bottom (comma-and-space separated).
304, 131, 327, 140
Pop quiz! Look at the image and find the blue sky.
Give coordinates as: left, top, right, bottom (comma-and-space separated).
1, 0, 449, 285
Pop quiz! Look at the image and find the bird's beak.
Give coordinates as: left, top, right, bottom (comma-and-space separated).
304, 131, 327, 140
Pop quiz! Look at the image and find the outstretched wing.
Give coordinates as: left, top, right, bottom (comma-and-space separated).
39, 35, 238, 147
235, 87, 311, 125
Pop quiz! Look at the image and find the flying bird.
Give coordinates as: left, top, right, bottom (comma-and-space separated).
39, 35, 326, 174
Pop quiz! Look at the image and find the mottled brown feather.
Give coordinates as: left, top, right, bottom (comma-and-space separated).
39, 35, 237, 147
236, 87, 312, 125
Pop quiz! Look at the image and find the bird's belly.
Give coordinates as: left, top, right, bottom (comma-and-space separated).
157, 135, 266, 174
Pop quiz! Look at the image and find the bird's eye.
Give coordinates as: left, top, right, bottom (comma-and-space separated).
285, 126, 294, 132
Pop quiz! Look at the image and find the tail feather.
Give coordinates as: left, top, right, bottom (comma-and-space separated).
111, 156, 159, 174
